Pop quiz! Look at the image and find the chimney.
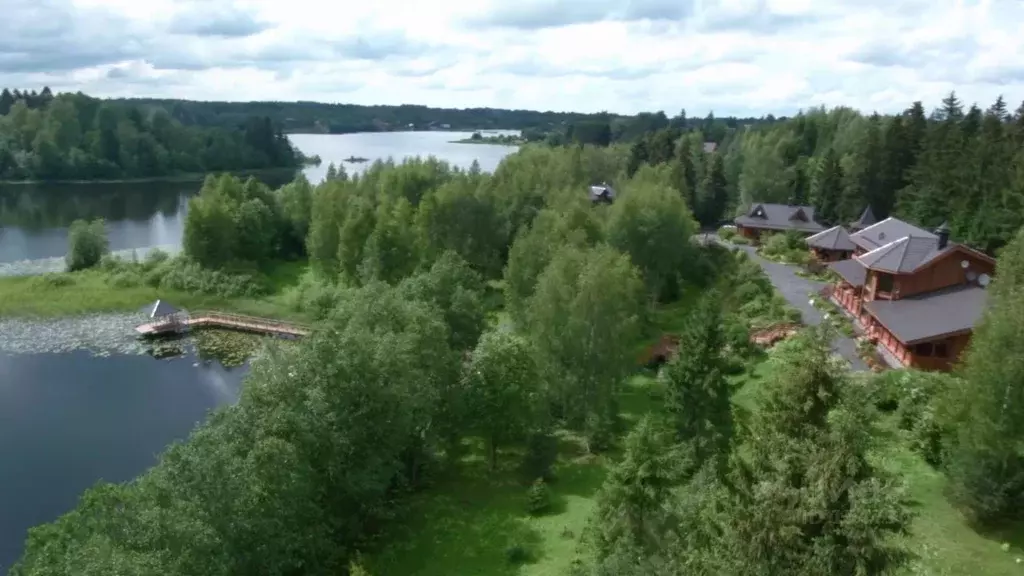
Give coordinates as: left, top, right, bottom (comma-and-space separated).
934, 221, 950, 250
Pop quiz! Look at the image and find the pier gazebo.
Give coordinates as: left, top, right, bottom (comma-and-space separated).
137, 299, 188, 337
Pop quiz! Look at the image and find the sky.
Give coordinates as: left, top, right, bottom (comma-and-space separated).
3, 0, 1023, 117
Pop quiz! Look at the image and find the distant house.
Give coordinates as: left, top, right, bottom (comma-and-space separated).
805, 225, 857, 262
589, 183, 615, 204
702, 142, 718, 153
733, 203, 826, 242
824, 218, 996, 371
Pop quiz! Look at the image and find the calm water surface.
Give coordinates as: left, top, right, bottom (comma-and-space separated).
0, 131, 518, 275
0, 351, 246, 572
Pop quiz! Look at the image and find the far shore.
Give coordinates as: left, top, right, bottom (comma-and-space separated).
450, 138, 522, 146
0, 167, 300, 187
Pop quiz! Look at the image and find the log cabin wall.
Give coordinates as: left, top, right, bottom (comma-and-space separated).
896, 249, 995, 299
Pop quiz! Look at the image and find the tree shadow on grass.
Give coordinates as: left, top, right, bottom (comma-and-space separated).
366, 451, 546, 576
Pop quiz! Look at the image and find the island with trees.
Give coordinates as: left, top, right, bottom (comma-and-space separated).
4, 90, 1024, 576
451, 131, 525, 146
0, 87, 301, 182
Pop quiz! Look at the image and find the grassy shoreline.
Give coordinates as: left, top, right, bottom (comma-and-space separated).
0, 261, 310, 322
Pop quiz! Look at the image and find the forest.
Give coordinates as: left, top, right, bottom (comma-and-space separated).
0, 87, 300, 181
627, 92, 1024, 253
8, 91, 1024, 576
107, 94, 769, 142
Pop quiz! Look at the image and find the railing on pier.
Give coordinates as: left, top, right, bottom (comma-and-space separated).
136, 310, 310, 338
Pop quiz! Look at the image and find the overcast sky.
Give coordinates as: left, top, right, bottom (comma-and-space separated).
3, 0, 1022, 117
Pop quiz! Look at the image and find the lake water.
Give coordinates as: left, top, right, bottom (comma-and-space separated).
0, 131, 518, 276
0, 350, 247, 572
0, 130, 517, 570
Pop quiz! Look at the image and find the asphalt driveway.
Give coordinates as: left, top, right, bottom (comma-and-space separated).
718, 239, 868, 371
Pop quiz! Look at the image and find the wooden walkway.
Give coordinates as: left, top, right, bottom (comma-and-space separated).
136, 311, 310, 338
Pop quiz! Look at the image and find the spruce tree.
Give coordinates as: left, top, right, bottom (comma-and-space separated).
813, 148, 843, 224
592, 416, 678, 561
946, 227, 1024, 523
723, 329, 911, 575
661, 291, 733, 476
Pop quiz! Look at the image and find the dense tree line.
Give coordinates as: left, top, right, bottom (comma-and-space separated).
110, 97, 772, 142
0, 88, 300, 181
12, 143, 712, 574
629, 93, 1024, 251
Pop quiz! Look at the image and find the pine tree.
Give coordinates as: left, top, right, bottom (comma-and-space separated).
661, 291, 732, 476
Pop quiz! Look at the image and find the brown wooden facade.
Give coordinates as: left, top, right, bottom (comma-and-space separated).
829, 244, 995, 372
812, 247, 853, 262
737, 225, 762, 242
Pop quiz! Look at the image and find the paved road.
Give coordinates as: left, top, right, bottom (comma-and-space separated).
712, 237, 868, 370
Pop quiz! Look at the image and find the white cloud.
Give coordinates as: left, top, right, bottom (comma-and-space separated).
3, 0, 1022, 116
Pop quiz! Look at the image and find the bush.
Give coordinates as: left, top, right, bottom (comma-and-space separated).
283, 273, 342, 319
732, 236, 751, 245
718, 227, 737, 241
66, 219, 109, 272
506, 544, 530, 565
871, 370, 957, 465
527, 478, 551, 516
150, 258, 270, 298
31, 273, 75, 289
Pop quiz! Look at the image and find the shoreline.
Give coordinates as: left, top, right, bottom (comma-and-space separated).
449, 139, 523, 146
0, 167, 300, 186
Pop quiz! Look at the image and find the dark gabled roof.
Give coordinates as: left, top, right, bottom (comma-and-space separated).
144, 299, 180, 318
857, 235, 948, 274
733, 203, 826, 233
589, 184, 610, 202
864, 285, 988, 345
828, 258, 867, 287
806, 225, 857, 251
850, 206, 878, 230
849, 217, 935, 252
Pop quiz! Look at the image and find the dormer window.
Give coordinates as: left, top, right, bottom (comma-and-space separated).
751, 205, 766, 218
790, 208, 807, 221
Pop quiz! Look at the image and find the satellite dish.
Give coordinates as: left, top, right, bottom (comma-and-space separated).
967, 271, 978, 282
961, 260, 970, 269
978, 274, 991, 287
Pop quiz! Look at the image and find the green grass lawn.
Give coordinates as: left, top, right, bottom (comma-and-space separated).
0, 260, 310, 320
873, 419, 1024, 576
365, 375, 664, 576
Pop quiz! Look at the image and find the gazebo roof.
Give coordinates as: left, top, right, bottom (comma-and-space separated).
144, 299, 180, 318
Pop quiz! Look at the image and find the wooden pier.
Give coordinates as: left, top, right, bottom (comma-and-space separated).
136, 310, 310, 338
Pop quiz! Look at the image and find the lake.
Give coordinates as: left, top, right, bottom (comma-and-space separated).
0, 131, 518, 276
0, 349, 247, 573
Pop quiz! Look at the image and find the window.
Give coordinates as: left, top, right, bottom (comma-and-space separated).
935, 343, 949, 358
914, 342, 934, 357
876, 273, 894, 293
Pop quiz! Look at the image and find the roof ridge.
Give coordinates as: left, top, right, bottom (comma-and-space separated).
850, 216, 895, 238
859, 235, 907, 261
